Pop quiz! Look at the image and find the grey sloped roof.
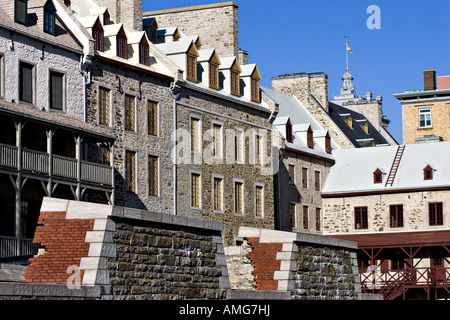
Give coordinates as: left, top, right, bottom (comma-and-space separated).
322, 142, 450, 194
328, 102, 390, 147
0, 1, 82, 53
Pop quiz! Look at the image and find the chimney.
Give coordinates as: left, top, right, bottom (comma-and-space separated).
238, 49, 248, 65
423, 70, 436, 91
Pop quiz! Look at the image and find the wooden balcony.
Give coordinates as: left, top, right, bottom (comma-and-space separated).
0, 143, 112, 187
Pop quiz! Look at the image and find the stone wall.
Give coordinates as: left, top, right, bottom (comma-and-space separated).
144, 2, 239, 57
225, 227, 366, 300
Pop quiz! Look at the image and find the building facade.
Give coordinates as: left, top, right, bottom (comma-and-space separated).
321, 142, 450, 300
394, 70, 450, 144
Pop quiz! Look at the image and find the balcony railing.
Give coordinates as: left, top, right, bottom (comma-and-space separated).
0, 235, 39, 257
0, 143, 112, 186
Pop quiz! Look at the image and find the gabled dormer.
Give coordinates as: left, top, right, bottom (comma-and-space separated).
373, 168, 385, 184
43, 0, 56, 35
315, 129, 332, 154
219, 57, 241, 96
241, 64, 261, 103
198, 49, 221, 89
293, 123, 313, 149
103, 23, 127, 59
424, 164, 435, 180
286, 119, 293, 143
143, 17, 158, 44
128, 31, 150, 66
79, 16, 103, 52
15, 0, 28, 25
89, 7, 110, 26
156, 27, 180, 44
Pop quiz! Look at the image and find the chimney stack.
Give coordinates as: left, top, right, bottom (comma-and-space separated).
423, 70, 436, 91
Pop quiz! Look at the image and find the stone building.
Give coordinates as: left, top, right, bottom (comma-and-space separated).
271, 72, 397, 149
0, 0, 114, 257
321, 142, 450, 300
262, 86, 336, 233
68, 0, 277, 245
394, 70, 450, 144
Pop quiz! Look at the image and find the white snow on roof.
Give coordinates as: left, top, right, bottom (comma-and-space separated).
322, 142, 450, 194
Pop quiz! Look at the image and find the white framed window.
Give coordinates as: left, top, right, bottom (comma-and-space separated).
234, 127, 244, 163
234, 179, 245, 215
212, 121, 223, 158
212, 175, 224, 213
254, 133, 263, 167
418, 108, 432, 128
190, 170, 202, 209
190, 116, 202, 153
255, 183, 264, 219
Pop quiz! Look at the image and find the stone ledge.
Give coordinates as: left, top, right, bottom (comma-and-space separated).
0, 282, 101, 298
226, 289, 290, 300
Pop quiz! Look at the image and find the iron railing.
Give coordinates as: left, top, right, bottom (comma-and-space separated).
0, 235, 39, 257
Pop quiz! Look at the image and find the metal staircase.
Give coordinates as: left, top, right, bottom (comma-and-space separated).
385, 145, 405, 187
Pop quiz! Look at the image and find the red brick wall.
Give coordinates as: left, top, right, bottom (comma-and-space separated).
25, 211, 94, 284
246, 237, 282, 291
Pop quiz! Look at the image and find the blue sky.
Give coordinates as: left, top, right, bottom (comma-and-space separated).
143, 0, 450, 144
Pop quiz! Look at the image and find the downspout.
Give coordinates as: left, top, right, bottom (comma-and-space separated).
79, 55, 93, 123
169, 82, 181, 215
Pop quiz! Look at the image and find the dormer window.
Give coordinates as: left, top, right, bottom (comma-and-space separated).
307, 126, 313, 149
186, 44, 198, 82
348, 116, 353, 128
15, 0, 28, 25
92, 19, 104, 52
139, 37, 150, 66
103, 10, 110, 25
64, 0, 71, 7
373, 168, 383, 184
251, 77, 260, 102
424, 165, 434, 180
364, 122, 369, 134
43, 1, 56, 35
173, 30, 180, 42
209, 62, 219, 89
286, 119, 293, 143
231, 70, 240, 96
117, 28, 127, 59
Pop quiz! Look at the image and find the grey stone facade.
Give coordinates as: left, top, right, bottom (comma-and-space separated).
144, 2, 239, 57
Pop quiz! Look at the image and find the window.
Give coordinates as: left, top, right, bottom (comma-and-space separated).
303, 206, 309, 230
209, 62, 219, 89
234, 128, 244, 163
316, 208, 321, 231
117, 29, 128, 59
302, 167, 308, 189
307, 126, 313, 149
255, 134, 263, 166
43, 1, 55, 35
348, 117, 353, 128
290, 203, 296, 228
93, 20, 104, 52
98, 87, 110, 126
186, 54, 197, 82
288, 165, 295, 185
390, 205, 403, 228
125, 95, 135, 132
234, 180, 244, 214
49, 71, 64, 110
191, 117, 201, 152
364, 122, 369, 134
255, 185, 264, 218
148, 155, 158, 197
373, 169, 383, 184
147, 101, 158, 136
0, 54, 3, 97
15, 0, 28, 25
231, 71, 240, 96
125, 151, 136, 192
429, 202, 443, 226
64, 0, 71, 7
139, 38, 150, 66
314, 171, 321, 191
355, 207, 368, 229
286, 120, 293, 143
103, 10, 110, 25
424, 165, 433, 180
99, 146, 110, 166
19, 62, 34, 104
191, 172, 201, 208
251, 77, 259, 102
213, 176, 223, 212
419, 108, 432, 128
212, 123, 223, 158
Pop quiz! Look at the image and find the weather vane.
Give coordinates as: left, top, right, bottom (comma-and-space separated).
344, 36, 352, 71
